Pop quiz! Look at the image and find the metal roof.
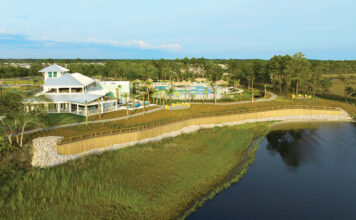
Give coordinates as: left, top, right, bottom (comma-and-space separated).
39, 64, 69, 72
45, 73, 84, 87
37, 88, 109, 104
71, 73, 95, 86
44, 73, 95, 87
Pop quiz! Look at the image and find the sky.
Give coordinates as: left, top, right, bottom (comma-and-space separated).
0, 0, 355, 60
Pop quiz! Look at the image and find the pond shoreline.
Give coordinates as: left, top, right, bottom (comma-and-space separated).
187, 122, 356, 219
180, 136, 266, 219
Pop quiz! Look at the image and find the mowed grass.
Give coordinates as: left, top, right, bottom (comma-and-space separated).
47, 113, 88, 126
0, 123, 268, 219
89, 106, 160, 121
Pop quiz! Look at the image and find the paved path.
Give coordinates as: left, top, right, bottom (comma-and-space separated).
22, 92, 277, 135
191, 92, 277, 105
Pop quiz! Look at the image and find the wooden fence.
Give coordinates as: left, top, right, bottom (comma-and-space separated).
57, 105, 341, 146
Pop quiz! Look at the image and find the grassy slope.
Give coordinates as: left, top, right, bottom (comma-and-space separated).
23, 97, 356, 144
47, 113, 88, 126
0, 123, 268, 219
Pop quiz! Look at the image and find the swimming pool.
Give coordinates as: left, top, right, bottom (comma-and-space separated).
155, 85, 213, 95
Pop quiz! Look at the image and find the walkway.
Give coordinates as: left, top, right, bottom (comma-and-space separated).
22, 92, 277, 135
191, 92, 277, 105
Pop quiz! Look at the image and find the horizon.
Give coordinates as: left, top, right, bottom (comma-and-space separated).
1, 0, 356, 60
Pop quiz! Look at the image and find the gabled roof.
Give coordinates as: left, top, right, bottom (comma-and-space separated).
29, 88, 109, 104
71, 73, 95, 86
39, 64, 69, 72
45, 73, 84, 87
44, 73, 95, 87
44, 88, 109, 104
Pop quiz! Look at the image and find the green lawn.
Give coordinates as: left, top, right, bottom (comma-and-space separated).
0, 123, 269, 219
47, 113, 88, 126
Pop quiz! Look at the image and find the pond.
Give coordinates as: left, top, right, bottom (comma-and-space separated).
188, 122, 356, 219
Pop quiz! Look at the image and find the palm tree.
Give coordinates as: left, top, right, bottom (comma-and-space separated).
97, 98, 101, 119
141, 85, 147, 113
209, 81, 216, 105
264, 84, 268, 98
251, 78, 254, 103
85, 100, 88, 126
188, 88, 190, 104
168, 86, 174, 105
131, 94, 136, 113
117, 84, 122, 103
146, 87, 150, 110
191, 94, 196, 103
184, 86, 187, 103
164, 88, 169, 106
151, 87, 157, 104
206, 87, 209, 102
122, 93, 129, 120
159, 91, 162, 105
145, 80, 153, 110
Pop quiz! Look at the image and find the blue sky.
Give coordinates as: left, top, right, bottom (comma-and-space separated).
0, 0, 355, 59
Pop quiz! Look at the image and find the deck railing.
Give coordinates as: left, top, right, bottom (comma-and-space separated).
57, 105, 341, 145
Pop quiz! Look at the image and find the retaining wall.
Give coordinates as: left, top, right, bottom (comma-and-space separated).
57, 108, 345, 155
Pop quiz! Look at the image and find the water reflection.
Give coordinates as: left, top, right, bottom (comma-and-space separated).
266, 129, 313, 168
188, 122, 356, 220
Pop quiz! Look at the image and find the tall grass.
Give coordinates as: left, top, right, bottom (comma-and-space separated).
0, 123, 269, 219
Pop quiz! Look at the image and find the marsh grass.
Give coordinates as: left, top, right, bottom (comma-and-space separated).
0, 123, 269, 219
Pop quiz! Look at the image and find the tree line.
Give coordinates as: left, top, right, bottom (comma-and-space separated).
1, 55, 356, 96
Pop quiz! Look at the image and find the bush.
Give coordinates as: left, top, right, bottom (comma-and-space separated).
0, 138, 18, 156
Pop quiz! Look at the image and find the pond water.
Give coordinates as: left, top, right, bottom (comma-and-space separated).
188, 122, 356, 219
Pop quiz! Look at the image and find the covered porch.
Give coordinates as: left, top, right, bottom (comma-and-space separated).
45, 99, 118, 116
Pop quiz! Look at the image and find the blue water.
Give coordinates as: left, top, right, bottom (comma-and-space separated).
128, 102, 148, 108
188, 122, 356, 220
155, 85, 213, 95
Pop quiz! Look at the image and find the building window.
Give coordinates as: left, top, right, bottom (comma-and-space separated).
48, 72, 52, 78
53, 72, 57, 77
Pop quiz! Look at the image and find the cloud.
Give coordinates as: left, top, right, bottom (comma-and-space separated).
86, 38, 182, 52
0, 31, 184, 59
0, 31, 182, 52
85, 38, 121, 46
124, 40, 182, 52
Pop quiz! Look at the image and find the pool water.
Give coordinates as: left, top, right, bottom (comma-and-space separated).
155, 85, 213, 96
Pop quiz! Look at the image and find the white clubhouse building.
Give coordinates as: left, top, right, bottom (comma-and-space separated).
27, 64, 130, 116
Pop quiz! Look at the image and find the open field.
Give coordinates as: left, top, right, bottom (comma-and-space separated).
0, 123, 268, 219
328, 78, 356, 96
0, 77, 42, 85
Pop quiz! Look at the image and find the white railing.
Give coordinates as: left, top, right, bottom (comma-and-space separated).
47, 105, 118, 116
